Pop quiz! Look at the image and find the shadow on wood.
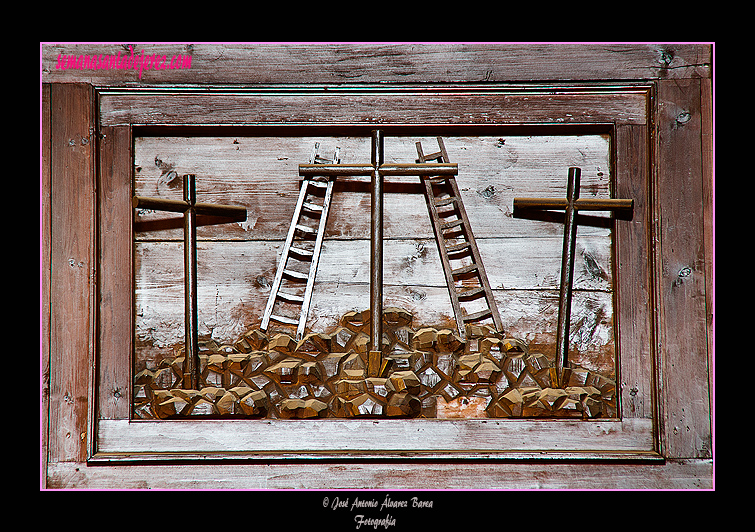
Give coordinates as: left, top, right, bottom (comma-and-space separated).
511, 208, 628, 229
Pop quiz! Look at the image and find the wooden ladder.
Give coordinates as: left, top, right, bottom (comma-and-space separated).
416, 137, 503, 339
261, 143, 340, 340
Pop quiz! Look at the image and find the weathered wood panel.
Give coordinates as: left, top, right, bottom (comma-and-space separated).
48, 458, 712, 489
41, 83, 51, 475
42, 43, 711, 85
97, 418, 652, 455
134, 239, 614, 365
613, 124, 655, 422
655, 79, 712, 459
48, 83, 96, 464
701, 78, 714, 413
133, 135, 613, 241
101, 89, 648, 127
98, 125, 133, 420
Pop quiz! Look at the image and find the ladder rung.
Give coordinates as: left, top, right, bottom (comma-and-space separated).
290, 246, 314, 258
434, 196, 456, 207
452, 264, 479, 276
302, 201, 323, 212
306, 180, 328, 189
457, 286, 485, 300
283, 269, 309, 281
420, 150, 444, 162
441, 219, 464, 231
295, 224, 317, 235
428, 177, 448, 184
445, 241, 471, 253
269, 314, 299, 326
462, 309, 493, 322
277, 292, 304, 304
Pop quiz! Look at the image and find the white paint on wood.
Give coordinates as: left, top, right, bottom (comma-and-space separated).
97, 418, 653, 455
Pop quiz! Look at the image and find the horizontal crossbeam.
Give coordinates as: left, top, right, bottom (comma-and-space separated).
132, 196, 247, 220
513, 197, 633, 212
299, 162, 457, 177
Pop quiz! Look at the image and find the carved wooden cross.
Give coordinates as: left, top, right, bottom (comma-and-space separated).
513, 167, 633, 388
133, 174, 247, 390
298, 129, 457, 376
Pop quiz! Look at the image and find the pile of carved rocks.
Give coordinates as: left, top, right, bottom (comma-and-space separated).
133, 307, 616, 420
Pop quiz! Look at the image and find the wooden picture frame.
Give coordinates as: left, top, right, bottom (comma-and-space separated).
42, 44, 713, 488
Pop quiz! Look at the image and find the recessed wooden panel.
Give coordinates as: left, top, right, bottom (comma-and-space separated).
132, 133, 618, 421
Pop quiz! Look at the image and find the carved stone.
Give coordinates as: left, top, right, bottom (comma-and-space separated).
335, 393, 385, 418
279, 398, 328, 419
412, 327, 437, 351
238, 389, 269, 417
265, 357, 301, 384
385, 392, 421, 417
135, 307, 616, 420
386, 370, 421, 395
330, 326, 355, 352
297, 361, 321, 384
268, 332, 296, 354
295, 332, 332, 355
187, 397, 217, 416
383, 307, 412, 328
436, 328, 464, 353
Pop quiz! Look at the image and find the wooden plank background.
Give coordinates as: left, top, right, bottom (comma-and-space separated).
46, 83, 96, 464
133, 134, 617, 377
42, 43, 711, 85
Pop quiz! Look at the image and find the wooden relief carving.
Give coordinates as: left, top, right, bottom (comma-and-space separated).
134, 307, 616, 419
132, 133, 623, 420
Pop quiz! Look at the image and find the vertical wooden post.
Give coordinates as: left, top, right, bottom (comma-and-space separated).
555, 167, 580, 387
183, 174, 200, 390
47, 83, 96, 465
369, 130, 384, 376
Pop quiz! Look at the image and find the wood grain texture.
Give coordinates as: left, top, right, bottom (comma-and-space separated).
614, 124, 655, 422
41, 83, 51, 475
655, 79, 712, 459
132, 134, 617, 378
96, 418, 652, 455
48, 458, 711, 489
133, 240, 615, 370
48, 83, 96, 464
42, 43, 711, 85
98, 125, 133, 420
100, 89, 648, 127
132, 135, 613, 241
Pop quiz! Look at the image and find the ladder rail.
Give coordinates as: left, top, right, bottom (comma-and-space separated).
297, 177, 335, 339
260, 179, 311, 332
445, 174, 503, 332
422, 177, 466, 337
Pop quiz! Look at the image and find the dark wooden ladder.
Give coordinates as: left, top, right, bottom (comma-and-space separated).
261, 143, 340, 340
416, 137, 503, 339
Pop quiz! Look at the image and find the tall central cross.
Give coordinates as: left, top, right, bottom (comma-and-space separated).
298, 130, 458, 377
133, 174, 247, 390
513, 167, 633, 387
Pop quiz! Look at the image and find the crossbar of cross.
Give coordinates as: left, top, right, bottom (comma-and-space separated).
513, 167, 633, 388
299, 130, 458, 376
133, 174, 247, 390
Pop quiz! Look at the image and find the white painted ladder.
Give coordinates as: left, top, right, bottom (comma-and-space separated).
260, 143, 340, 340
